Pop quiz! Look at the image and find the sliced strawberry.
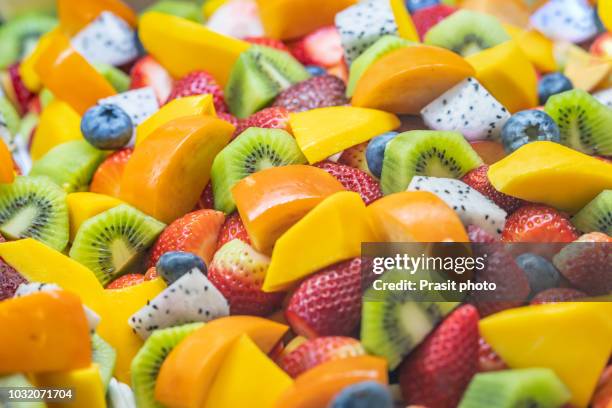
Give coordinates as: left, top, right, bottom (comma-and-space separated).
314, 161, 382, 205
399, 305, 480, 408
478, 336, 507, 372
272, 75, 348, 113
412, 4, 457, 40
338, 142, 371, 176
194, 182, 215, 210
290, 26, 344, 68
461, 165, 525, 213
217, 212, 251, 249
502, 205, 579, 243
530, 287, 588, 304
89, 148, 133, 198
130, 56, 173, 105
144, 267, 158, 280
0, 257, 26, 301
234, 107, 290, 137
106, 273, 145, 289
149, 209, 225, 268
593, 365, 612, 408
244, 36, 289, 52
165, 71, 228, 113
278, 336, 365, 378
208, 239, 284, 315
8, 63, 35, 114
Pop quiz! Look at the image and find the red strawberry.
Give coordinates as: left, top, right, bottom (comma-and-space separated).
461, 165, 525, 213
208, 239, 284, 315
106, 273, 145, 289
234, 107, 290, 137
467, 225, 497, 243
272, 75, 347, 112
593, 365, 612, 408
165, 71, 228, 113
217, 112, 239, 129
89, 148, 133, 198
530, 288, 588, 304
149, 209, 225, 268
217, 212, 251, 249
8, 64, 35, 114
412, 4, 457, 40
144, 267, 158, 280
285, 258, 363, 338
244, 36, 289, 52
278, 336, 365, 378
502, 205, 579, 243
478, 337, 507, 372
130, 56, 173, 105
195, 182, 215, 210
0, 257, 26, 301
399, 305, 480, 408
338, 142, 371, 175
290, 26, 344, 68
314, 161, 382, 205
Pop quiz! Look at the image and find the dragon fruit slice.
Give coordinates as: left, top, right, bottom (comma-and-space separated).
335, 0, 399, 65
128, 268, 229, 340
421, 77, 511, 141
531, 0, 597, 44
0, 108, 31, 174
594, 88, 612, 108
206, 0, 264, 39
71, 11, 139, 67
407, 176, 507, 238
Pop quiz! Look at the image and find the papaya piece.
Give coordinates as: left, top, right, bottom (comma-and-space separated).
504, 24, 557, 73
67, 192, 123, 241
35, 364, 106, 408
57, 0, 137, 35
30, 100, 83, 160
232, 165, 345, 255
0, 139, 14, 183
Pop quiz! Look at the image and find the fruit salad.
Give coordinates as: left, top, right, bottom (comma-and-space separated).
0, 0, 611, 407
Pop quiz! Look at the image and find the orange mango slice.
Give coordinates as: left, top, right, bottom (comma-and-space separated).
0, 139, 14, 183
504, 24, 557, 73
139, 12, 250, 85
35, 364, 106, 408
352, 45, 475, 114
0, 291, 91, 374
232, 165, 345, 255
155, 316, 288, 408
120, 115, 233, 224
67, 192, 123, 241
31, 100, 83, 160
275, 356, 388, 408
600, 0, 612, 33
57, 0, 137, 35
19, 28, 63, 93
459, 0, 530, 28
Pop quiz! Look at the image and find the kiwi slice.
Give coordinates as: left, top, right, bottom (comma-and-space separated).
211, 127, 307, 213
92, 334, 117, 390
225, 45, 310, 118
380, 130, 483, 195
424, 10, 510, 57
0, 374, 46, 408
347, 36, 415, 97
29, 140, 107, 193
94, 63, 131, 93
0, 13, 57, 69
131, 322, 203, 408
69, 204, 165, 285
545, 89, 612, 156
0, 176, 69, 251
458, 368, 571, 408
0, 96, 21, 136
572, 190, 612, 234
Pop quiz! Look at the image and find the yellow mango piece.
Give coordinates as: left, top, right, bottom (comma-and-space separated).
480, 303, 612, 407
67, 192, 123, 241
504, 24, 557, 73
599, 0, 612, 32
19, 28, 62, 93
488, 141, 612, 213
390, 0, 419, 42
203, 0, 228, 18
289, 107, 400, 163
467, 40, 537, 113
35, 364, 106, 408
203, 335, 293, 408
135, 94, 217, 146
563, 45, 612, 92
31, 100, 83, 160
263, 191, 375, 292
139, 12, 250, 85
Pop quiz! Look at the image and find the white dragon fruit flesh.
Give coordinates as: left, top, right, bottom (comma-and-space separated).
421, 77, 511, 141
531, 0, 598, 44
407, 176, 507, 238
71, 11, 139, 67
128, 268, 229, 340
594, 88, 612, 108
206, 0, 264, 39
335, 0, 399, 65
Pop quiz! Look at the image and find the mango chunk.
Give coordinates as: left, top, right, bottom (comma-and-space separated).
599, 0, 612, 33
488, 141, 612, 213
67, 192, 123, 241
352, 45, 475, 114
0, 139, 14, 184
290, 106, 400, 163
31, 100, 83, 160
57, 0, 137, 35
480, 303, 612, 407
504, 24, 557, 73
35, 364, 106, 408
467, 40, 537, 113
263, 191, 374, 292
19, 28, 62, 93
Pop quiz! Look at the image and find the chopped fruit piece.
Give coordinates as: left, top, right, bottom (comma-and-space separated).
460, 0, 529, 28
30, 100, 83, 161
352, 46, 475, 114
503, 24, 557, 73
34, 364, 106, 408
289, 106, 400, 163
263, 191, 374, 292
217, 212, 251, 249
244, 36, 290, 51
8, 64, 35, 114
67, 192, 123, 241
469, 141, 506, 165
338, 142, 371, 175
166, 71, 228, 113
290, 26, 344, 67
130, 56, 174, 105
57, 0, 137, 35
412, 5, 457, 40
563, 46, 611, 93
273, 75, 348, 113
106, 274, 145, 289
89, 148, 133, 199
461, 165, 524, 213
0, 139, 14, 184
0, 257, 25, 301
234, 107, 290, 137
478, 336, 507, 372
502, 205, 579, 243
314, 161, 382, 205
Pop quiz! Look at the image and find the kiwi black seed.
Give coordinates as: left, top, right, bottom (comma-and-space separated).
572, 190, 612, 235
0, 13, 57, 69
69, 204, 166, 286
0, 176, 69, 251
92, 334, 117, 390
380, 130, 483, 195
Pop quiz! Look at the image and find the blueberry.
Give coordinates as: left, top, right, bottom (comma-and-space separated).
501, 110, 560, 153
330, 381, 393, 408
538, 73, 573, 105
305, 65, 327, 76
516, 253, 560, 297
405, 0, 439, 13
156, 251, 207, 284
81, 104, 133, 150
366, 132, 398, 178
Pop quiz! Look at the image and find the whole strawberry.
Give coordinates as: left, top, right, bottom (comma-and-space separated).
89, 148, 133, 198
217, 212, 251, 249
208, 239, 284, 316
130, 56, 173, 104
272, 75, 348, 112
461, 165, 525, 213
234, 107, 290, 137
244, 36, 289, 52
278, 336, 365, 378
106, 273, 145, 289
502, 205, 579, 243
314, 161, 382, 205
399, 305, 480, 408
478, 337, 507, 372
412, 4, 457, 40
165, 71, 228, 113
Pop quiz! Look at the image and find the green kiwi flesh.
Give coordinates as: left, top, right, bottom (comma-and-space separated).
0, 176, 69, 251
0, 13, 57, 69
458, 368, 571, 408
572, 190, 612, 235
211, 127, 307, 213
380, 130, 483, 195
0, 96, 21, 136
225, 45, 310, 118
131, 322, 204, 408
545, 89, 612, 156
0, 374, 46, 408
94, 63, 131, 93
144, 0, 203, 22
424, 10, 510, 57
92, 334, 117, 390
69, 204, 166, 286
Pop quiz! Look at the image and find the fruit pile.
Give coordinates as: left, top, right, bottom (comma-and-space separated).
0, 0, 611, 407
